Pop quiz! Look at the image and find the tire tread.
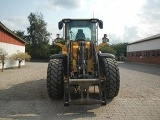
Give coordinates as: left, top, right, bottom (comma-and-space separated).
47, 59, 64, 99
103, 58, 120, 98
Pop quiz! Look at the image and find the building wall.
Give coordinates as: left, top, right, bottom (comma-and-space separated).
0, 29, 24, 46
0, 28, 25, 69
127, 38, 160, 65
0, 42, 25, 68
127, 49, 160, 65
127, 38, 160, 52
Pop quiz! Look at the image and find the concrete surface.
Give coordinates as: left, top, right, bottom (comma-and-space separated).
0, 62, 160, 120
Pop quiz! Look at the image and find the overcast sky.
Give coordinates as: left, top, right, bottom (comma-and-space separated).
0, 0, 160, 44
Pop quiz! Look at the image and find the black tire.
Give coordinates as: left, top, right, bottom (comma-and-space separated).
47, 59, 64, 99
102, 58, 120, 98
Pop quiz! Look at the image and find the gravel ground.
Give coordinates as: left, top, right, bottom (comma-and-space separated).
0, 61, 160, 120
118, 62, 160, 100
0, 62, 48, 100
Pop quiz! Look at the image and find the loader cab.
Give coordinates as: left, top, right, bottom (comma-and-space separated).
58, 18, 103, 45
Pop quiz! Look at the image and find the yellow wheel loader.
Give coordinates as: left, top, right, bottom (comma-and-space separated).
47, 18, 120, 106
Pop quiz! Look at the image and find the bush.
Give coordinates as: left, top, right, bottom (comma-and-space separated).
10, 52, 31, 68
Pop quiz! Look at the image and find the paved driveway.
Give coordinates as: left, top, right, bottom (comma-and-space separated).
0, 62, 160, 120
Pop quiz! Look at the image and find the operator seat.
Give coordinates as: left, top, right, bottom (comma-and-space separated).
76, 29, 86, 40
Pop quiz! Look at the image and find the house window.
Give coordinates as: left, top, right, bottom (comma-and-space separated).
136, 52, 141, 57
144, 51, 147, 56
155, 51, 159, 56
136, 52, 138, 57
129, 52, 133, 57
152, 51, 155, 56
144, 51, 150, 57
152, 50, 159, 57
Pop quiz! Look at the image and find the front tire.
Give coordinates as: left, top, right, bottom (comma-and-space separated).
47, 59, 64, 99
102, 58, 120, 98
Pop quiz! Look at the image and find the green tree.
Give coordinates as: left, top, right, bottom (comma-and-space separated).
111, 43, 128, 60
50, 38, 65, 55
13, 30, 27, 41
100, 44, 116, 54
27, 12, 51, 59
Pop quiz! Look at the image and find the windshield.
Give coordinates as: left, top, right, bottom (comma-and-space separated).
69, 20, 97, 41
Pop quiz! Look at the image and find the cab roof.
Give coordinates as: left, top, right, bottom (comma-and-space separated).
61, 18, 101, 23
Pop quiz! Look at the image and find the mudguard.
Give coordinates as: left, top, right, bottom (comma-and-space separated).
50, 54, 67, 60
98, 53, 115, 60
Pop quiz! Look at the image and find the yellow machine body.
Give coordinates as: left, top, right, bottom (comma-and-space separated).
55, 41, 107, 74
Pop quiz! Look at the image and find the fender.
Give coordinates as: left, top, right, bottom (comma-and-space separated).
50, 54, 67, 60
98, 53, 115, 60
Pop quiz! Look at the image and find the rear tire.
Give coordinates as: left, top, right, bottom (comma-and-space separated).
102, 58, 120, 98
47, 59, 64, 99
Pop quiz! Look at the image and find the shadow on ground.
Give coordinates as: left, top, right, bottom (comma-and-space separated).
0, 79, 113, 120
118, 62, 160, 76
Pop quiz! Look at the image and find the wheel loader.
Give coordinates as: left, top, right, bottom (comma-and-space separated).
47, 18, 120, 106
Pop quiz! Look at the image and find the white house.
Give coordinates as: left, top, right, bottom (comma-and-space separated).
127, 34, 160, 65
0, 22, 26, 69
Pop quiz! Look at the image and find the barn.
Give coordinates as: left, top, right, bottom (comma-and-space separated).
127, 34, 160, 65
0, 22, 26, 69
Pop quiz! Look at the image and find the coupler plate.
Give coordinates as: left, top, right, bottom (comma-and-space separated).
64, 78, 106, 106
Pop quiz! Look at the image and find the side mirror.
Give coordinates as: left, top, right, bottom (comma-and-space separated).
58, 21, 63, 30
99, 20, 103, 29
